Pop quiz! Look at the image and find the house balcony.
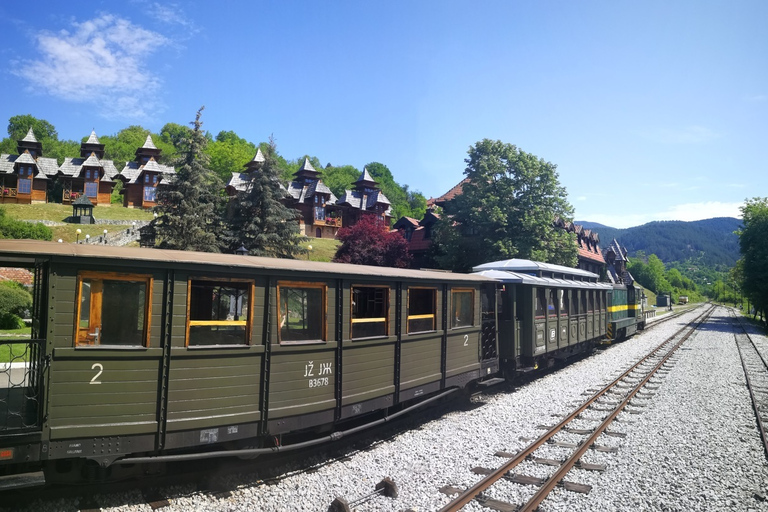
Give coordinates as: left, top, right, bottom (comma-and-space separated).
313, 217, 342, 228
1, 187, 17, 198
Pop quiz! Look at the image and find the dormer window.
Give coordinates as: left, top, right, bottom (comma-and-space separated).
145, 174, 150, 184
86, 170, 91, 179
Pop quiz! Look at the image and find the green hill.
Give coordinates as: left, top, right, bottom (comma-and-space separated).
577, 217, 741, 269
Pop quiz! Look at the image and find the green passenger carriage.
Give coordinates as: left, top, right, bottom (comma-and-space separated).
0, 240, 497, 486
474, 259, 611, 375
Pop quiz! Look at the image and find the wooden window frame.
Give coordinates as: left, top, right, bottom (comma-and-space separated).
350, 285, 390, 340
186, 277, 255, 347
406, 286, 437, 334
74, 271, 153, 347
451, 288, 475, 329
276, 281, 327, 345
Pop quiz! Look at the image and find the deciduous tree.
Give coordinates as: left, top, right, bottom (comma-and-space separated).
431, 139, 577, 271
333, 215, 411, 268
738, 197, 768, 322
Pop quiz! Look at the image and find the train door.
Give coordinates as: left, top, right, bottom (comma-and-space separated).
444, 286, 483, 388
545, 288, 558, 353
557, 289, 568, 348
586, 290, 595, 339
568, 289, 578, 345
479, 283, 499, 375
0, 261, 46, 441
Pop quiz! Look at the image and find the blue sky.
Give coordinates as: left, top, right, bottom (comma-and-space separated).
1, 1, 765, 228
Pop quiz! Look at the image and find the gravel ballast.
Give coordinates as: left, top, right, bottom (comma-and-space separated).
12, 306, 768, 512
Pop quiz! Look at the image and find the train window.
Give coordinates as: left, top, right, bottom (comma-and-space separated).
560, 290, 569, 317
351, 286, 389, 339
187, 279, 252, 346
588, 291, 595, 313
570, 290, 578, 315
75, 272, 152, 346
581, 291, 588, 314
535, 288, 546, 319
407, 287, 436, 333
547, 289, 557, 318
278, 282, 326, 344
451, 289, 474, 328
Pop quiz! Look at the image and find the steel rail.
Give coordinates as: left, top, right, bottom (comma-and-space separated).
516, 305, 714, 512
732, 311, 768, 460
438, 304, 714, 512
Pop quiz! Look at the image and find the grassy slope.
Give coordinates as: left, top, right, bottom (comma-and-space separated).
3, 203, 341, 260
3, 203, 153, 243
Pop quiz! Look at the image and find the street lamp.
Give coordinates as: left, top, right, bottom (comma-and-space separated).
132, 221, 136, 234
103, 229, 108, 244
306, 244, 313, 261
85, 234, 90, 244
76, 228, 81, 244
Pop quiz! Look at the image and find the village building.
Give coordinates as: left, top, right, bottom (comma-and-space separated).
226, 148, 266, 196
336, 167, 392, 228
284, 158, 343, 239
554, 218, 606, 275
392, 208, 440, 268
58, 131, 119, 206
603, 238, 633, 284
0, 128, 59, 204
399, 177, 607, 275
115, 135, 175, 209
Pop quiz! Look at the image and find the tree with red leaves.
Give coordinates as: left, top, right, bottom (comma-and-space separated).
333, 215, 412, 268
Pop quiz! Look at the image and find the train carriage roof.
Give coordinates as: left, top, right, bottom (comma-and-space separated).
473, 258, 600, 279
0, 240, 493, 283
474, 269, 612, 290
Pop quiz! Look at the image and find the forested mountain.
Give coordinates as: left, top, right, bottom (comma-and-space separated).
577, 218, 742, 268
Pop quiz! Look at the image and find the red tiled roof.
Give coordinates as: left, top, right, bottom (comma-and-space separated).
427, 178, 469, 207
0, 267, 33, 285
408, 227, 432, 252
578, 246, 605, 264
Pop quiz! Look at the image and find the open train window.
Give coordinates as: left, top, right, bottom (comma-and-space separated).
187, 279, 253, 346
75, 272, 152, 347
407, 287, 436, 333
278, 282, 326, 344
535, 288, 546, 319
581, 292, 588, 315
351, 286, 389, 339
451, 288, 474, 328
588, 291, 595, 313
547, 289, 557, 318
570, 290, 578, 315
559, 290, 569, 317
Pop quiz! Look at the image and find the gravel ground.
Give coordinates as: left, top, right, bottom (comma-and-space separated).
13, 305, 768, 512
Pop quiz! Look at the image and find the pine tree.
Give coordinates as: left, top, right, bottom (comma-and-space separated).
153, 107, 224, 252
224, 138, 304, 258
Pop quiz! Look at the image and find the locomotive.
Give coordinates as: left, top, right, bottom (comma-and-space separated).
0, 240, 644, 489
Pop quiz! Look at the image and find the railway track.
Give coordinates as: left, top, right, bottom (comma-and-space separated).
438, 304, 715, 512
731, 310, 768, 460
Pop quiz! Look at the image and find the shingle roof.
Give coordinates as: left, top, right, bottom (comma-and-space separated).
0, 267, 34, 286
251, 148, 265, 164
21, 128, 38, 143
60, 156, 119, 179
356, 167, 376, 184
299, 157, 316, 172
86, 130, 100, 145
228, 172, 251, 192
14, 152, 36, 165
286, 179, 336, 204
0, 154, 58, 177
142, 135, 157, 150
337, 189, 391, 212
117, 158, 175, 184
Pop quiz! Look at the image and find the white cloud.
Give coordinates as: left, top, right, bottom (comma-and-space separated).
13, 14, 168, 120
577, 195, 587, 201
582, 201, 743, 229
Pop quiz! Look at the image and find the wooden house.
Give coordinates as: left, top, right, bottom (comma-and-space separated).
226, 148, 265, 196
285, 158, 343, 238
58, 131, 119, 206
336, 167, 392, 228
0, 128, 59, 204
115, 135, 175, 209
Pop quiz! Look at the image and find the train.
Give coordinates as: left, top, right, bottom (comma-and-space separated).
0, 240, 645, 489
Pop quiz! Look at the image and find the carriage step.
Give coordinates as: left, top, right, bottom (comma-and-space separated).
0, 470, 45, 491
477, 377, 505, 387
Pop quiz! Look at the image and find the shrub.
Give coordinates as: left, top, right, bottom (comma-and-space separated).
0, 312, 25, 330
0, 207, 53, 240
0, 281, 32, 318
